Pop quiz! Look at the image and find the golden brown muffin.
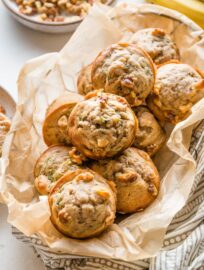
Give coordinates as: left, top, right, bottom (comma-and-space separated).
130, 28, 179, 65
34, 145, 87, 195
68, 91, 138, 159
90, 147, 160, 213
77, 64, 94, 95
0, 112, 11, 156
49, 169, 116, 239
147, 62, 204, 124
91, 43, 156, 106
133, 106, 166, 156
43, 92, 83, 146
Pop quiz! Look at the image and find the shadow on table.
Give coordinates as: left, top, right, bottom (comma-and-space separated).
6, 13, 72, 52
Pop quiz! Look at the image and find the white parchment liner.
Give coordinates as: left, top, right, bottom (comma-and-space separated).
1, 2, 204, 261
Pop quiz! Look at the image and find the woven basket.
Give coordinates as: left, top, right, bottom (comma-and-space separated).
12, 120, 204, 269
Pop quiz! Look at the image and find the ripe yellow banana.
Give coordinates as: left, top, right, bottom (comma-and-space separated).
146, 0, 204, 28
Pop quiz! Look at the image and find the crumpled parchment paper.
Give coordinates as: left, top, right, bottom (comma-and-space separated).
1, 2, 204, 261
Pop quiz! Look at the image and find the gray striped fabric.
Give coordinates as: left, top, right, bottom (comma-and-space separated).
12, 120, 204, 270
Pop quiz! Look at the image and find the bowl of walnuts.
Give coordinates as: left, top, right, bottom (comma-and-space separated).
2, 0, 114, 33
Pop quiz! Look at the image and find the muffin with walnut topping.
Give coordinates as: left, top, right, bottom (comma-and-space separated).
49, 169, 116, 238
91, 43, 155, 106
90, 147, 160, 213
130, 28, 179, 65
34, 145, 87, 195
147, 62, 204, 124
68, 91, 138, 159
133, 106, 166, 156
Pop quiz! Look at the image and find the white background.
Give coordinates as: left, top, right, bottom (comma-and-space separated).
0, 1, 144, 269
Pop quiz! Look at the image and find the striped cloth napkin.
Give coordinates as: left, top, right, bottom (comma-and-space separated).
12, 120, 204, 270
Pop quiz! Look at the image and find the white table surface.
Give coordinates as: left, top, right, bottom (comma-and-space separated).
0, 1, 144, 269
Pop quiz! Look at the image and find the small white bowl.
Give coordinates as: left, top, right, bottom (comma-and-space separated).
2, 0, 114, 34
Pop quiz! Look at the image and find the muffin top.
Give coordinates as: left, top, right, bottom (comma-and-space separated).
68, 91, 137, 159
77, 64, 94, 95
91, 147, 160, 213
34, 145, 86, 195
91, 43, 155, 106
148, 62, 204, 123
133, 106, 166, 156
49, 169, 116, 238
130, 28, 179, 65
91, 147, 159, 190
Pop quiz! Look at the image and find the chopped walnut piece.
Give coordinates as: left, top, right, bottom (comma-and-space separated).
75, 172, 94, 182
148, 182, 158, 196
68, 147, 86, 164
96, 190, 110, 199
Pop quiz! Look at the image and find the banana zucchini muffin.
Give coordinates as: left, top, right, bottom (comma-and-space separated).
77, 64, 94, 95
90, 147, 160, 213
147, 62, 204, 124
91, 43, 155, 106
49, 169, 116, 238
34, 145, 87, 195
133, 106, 166, 156
43, 92, 83, 146
68, 91, 138, 159
130, 28, 179, 65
